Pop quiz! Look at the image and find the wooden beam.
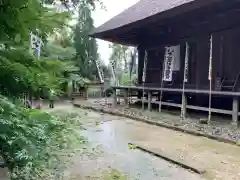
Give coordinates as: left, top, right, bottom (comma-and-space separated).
141, 99, 233, 116
113, 89, 117, 107
181, 93, 187, 119
124, 89, 129, 106
142, 6, 240, 48
148, 91, 152, 111
112, 86, 240, 97
174, 9, 240, 39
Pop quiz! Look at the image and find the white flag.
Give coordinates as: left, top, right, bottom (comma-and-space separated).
142, 50, 148, 83
95, 59, 104, 83
184, 42, 189, 83
30, 32, 43, 59
208, 35, 213, 80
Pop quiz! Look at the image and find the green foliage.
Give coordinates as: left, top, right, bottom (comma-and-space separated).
0, 48, 66, 97
0, 96, 85, 180
109, 44, 135, 86
74, 4, 99, 81
120, 73, 137, 86
103, 169, 127, 180
0, 0, 103, 179
236, 140, 240, 146
128, 144, 137, 150
109, 44, 129, 71
44, 0, 103, 10
0, 0, 75, 97
0, 0, 71, 45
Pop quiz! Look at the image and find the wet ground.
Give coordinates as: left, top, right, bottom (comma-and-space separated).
49, 103, 240, 180
48, 104, 205, 180
74, 98, 240, 142
79, 115, 205, 180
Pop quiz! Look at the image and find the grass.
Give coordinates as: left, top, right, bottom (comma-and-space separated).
103, 169, 127, 180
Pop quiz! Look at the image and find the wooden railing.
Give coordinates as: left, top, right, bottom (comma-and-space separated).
233, 72, 240, 91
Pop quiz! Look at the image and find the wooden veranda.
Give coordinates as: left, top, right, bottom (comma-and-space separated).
111, 86, 239, 125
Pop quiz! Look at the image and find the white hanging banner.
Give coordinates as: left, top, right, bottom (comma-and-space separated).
142, 50, 148, 83
163, 46, 174, 82
208, 35, 213, 81
30, 32, 43, 59
184, 43, 189, 83
172, 45, 181, 71
95, 58, 104, 83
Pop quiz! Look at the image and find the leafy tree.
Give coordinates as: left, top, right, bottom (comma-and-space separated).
74, 4, 99, 81
109, 44, 132, 85
0, 47, 66, 97
109, 44, 138, 86
0, 0, 70, 45
0, 0, 72, 96
0, 0, 102, 179
44, 0, 103, 10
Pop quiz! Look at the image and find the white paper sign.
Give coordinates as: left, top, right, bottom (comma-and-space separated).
163, 47, 174, 82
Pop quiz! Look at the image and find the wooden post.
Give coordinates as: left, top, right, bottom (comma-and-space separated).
208, 34, 213, 124
181, 42, 189, 120
113, 88, 117, 107
124, 88, 129, 106
181, 93, 187, 119
232, 96, 238, 125
148, 91, 152, 111
84, 88, 88, 100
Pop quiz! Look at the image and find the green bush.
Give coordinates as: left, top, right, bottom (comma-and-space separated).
0, 95, 84, 180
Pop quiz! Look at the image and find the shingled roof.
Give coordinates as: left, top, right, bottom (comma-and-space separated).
93, 0, 196, 34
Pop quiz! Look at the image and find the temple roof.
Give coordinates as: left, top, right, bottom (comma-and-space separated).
91, 0, 229, 45
93, 0, 195, 34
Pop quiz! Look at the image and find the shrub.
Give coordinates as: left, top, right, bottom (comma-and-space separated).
0, 95, 84, 180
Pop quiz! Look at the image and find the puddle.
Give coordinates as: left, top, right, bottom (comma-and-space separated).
77, 114, 205, 180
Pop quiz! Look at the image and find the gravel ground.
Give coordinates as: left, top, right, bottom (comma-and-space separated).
74, 98, 240, 142
49, 103, 240, 180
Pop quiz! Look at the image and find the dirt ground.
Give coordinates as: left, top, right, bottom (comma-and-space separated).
52, 103, 240, 180
124, 121, 240, 180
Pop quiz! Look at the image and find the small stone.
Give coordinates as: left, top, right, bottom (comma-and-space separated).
213, 128, 222, 136
221, 161, 227, 164
199, 118, 208, 125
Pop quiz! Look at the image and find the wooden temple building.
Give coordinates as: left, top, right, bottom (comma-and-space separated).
91, 0, 240, 125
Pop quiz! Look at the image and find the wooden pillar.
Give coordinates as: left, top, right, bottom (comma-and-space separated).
232, 96, 238, 125
124, 88, 129, 106
181, 93, 187, 119
84, 88, 88, 100
148, 91, 152, 111
137, 46, 145, 99
113, 88, 117, 107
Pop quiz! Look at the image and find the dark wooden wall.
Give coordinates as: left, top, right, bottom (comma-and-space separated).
137, 26, 240, 90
